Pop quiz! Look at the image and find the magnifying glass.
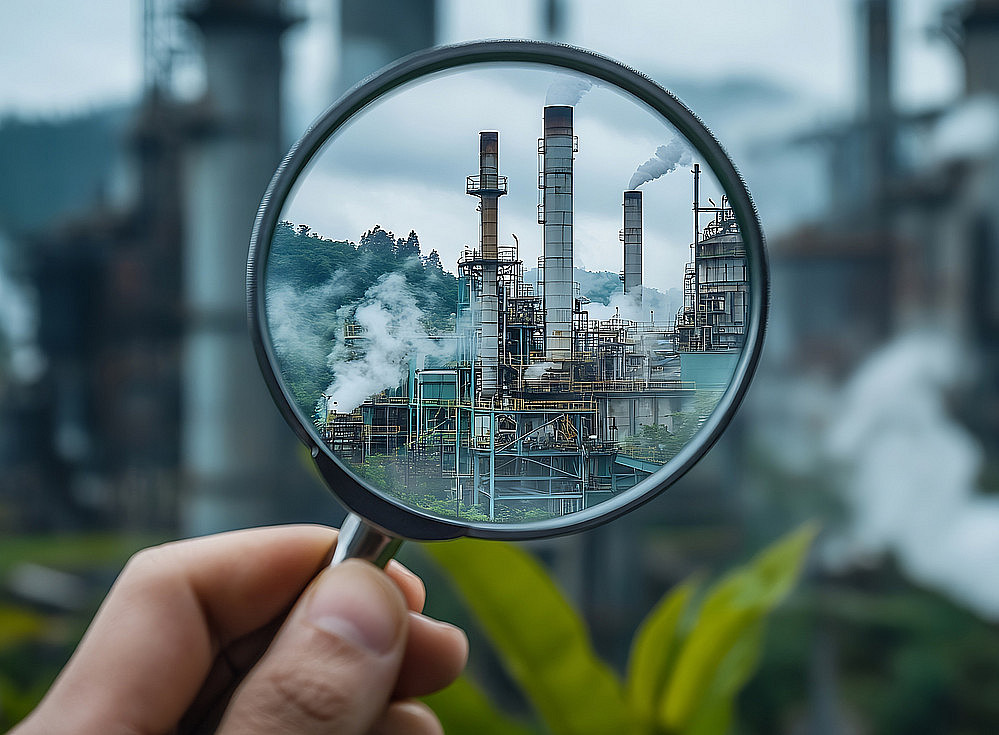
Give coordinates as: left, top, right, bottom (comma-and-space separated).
247, 40, 767, 566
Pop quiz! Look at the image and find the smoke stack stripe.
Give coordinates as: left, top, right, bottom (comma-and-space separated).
541, 105, 574, 361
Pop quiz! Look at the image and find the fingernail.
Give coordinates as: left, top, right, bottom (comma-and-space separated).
307, 561, 402, 654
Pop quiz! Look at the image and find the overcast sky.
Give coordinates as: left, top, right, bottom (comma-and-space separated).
0, 0, 964, 277
0, 0, 961, 119
283, 64, 728, 291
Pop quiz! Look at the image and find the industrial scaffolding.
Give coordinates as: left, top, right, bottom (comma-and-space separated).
319, 107, 747, 521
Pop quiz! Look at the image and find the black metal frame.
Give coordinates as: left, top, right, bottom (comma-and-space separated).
246, 40, 769, 541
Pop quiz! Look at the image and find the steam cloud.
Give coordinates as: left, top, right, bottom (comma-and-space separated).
585, 288, 683, 325
268, 273, 350, 374
546, 78, 593, 106
324, 272, 445, 413
523, 362, 558, 381
824, 331, 999, 620
628, 137, 693, 190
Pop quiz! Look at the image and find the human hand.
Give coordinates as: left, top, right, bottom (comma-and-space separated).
13, 525, 468, 734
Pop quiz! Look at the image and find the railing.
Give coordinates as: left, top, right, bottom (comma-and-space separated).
521, 378, 695, 394
363, 425, 402, 437
365, 395, 411, 405
466, 174, 508, 195
616, 446, 670, 465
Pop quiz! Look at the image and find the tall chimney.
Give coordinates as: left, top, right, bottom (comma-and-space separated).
181, 0, 304, 534
467, 131, 505, 397
862, 0, 894, 212
540, 105, 574, 361
622, 190, 643, 294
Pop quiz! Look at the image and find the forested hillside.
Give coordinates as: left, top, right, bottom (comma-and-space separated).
266, 222, 458, 417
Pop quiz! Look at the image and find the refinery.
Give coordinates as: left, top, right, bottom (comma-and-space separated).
316, 104, 748, 522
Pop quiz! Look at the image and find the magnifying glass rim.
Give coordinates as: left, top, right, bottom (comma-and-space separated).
247, 39, 768, 541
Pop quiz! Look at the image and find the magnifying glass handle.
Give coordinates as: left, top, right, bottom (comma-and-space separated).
331, 513, 402, 568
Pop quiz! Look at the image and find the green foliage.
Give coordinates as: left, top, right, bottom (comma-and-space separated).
0, 532, 162, 730
653, 524, 817, 735
619, 392, 722, 465
423, 676, 536, 735
0, 607, 44, 653
397, 490, 553, 524
267, 222, 459, 417
626, 578, 700, 726
425, 538, 631, 734
425, 523, 817, 735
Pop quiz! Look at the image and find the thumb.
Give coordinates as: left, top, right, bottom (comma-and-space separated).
217, 559, 409, 735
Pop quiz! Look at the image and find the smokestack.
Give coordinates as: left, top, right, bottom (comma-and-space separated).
540, 105, 574, 361
467, 131, 505, 397
181, 0, 303, 534
861, 0, 894, 213
622, 190, 642, 294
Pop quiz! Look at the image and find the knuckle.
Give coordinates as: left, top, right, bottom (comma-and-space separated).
263, 658, 359, 725
119, 544, 174, 584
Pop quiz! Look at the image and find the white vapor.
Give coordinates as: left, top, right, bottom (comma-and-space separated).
523, 361, 558, 380
824, 330, 999, 620
324, 272, 445, 413
628, 136, 693, 190
546, 77, 592, 106
268, 272, 350, 375
585, 288, 682, 325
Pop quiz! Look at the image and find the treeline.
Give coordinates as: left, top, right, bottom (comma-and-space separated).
270, 221, 458, 319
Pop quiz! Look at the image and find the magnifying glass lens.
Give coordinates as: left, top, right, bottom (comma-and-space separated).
253, 48, 764, 539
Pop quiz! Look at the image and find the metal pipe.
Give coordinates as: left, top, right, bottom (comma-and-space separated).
330, 513, 401, 567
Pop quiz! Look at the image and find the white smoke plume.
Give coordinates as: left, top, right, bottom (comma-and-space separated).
824, 330, 999, 620
267, 273, 350, 372
324, 272, 446, 413
585, 288, 682, 325
546, 77, 593, 106
628, 136, 693, 190
586, 290, 646, 323
523, 362, 558, 381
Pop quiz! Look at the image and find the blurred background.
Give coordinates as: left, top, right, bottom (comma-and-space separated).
3, 0, 999, 731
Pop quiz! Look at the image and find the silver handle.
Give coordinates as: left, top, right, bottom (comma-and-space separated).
330, 513, 402, 568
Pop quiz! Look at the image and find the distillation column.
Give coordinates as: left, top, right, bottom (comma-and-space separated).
622, 190, 643, 294
540, 105, 575, 361
467, 131, 506, 398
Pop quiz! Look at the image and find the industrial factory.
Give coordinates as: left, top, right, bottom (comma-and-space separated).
318, 104, 748, 522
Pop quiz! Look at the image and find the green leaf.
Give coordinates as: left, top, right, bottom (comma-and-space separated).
701, 523, 817, 618
423, 675, 537, 735
625, 576, 699, 731
685, 693, 733, 735
425, 538, 630, 735
661, 523, 817, 733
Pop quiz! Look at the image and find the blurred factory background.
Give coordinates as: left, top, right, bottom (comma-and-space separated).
3, 0, 999, 732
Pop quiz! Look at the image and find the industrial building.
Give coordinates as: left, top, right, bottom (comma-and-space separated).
319, 104, 748, 521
